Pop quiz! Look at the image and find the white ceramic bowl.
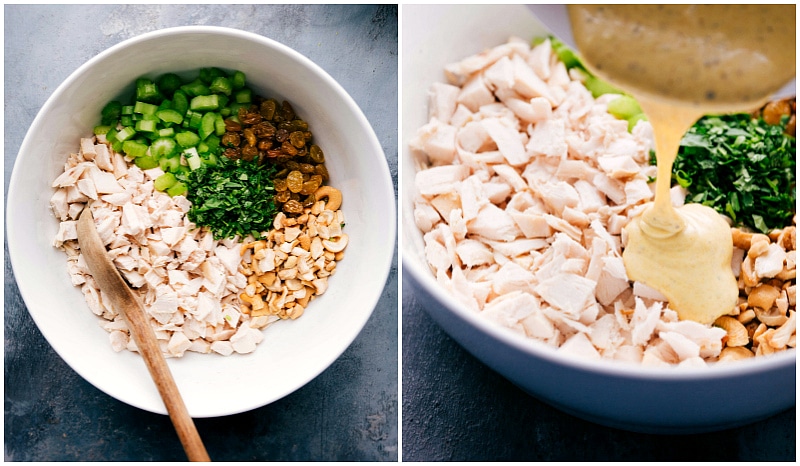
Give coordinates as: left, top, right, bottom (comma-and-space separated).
7, 26, 395, 418
402, 4, 795, 434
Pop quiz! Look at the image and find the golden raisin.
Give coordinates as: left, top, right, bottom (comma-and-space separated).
275, 190, 291, 203
283, 199, 304, 214
286, 170, 304, 193
300, 179, 321, 196
289, 131, 306, 148
260, 99, 277, 120
309, 145, 325, 163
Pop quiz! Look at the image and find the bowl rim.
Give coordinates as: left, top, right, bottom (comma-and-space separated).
7, 24, 396, 416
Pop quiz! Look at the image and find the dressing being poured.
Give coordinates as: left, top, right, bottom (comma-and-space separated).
567, 5, 796, 324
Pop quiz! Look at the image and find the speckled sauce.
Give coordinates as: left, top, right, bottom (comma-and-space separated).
569, 4, 795, 323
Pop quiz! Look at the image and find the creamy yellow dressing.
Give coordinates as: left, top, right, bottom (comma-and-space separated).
567, 5, 795, 324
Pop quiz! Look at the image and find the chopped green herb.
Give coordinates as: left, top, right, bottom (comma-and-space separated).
668, 113, 796, 233
178, 157, 278, 240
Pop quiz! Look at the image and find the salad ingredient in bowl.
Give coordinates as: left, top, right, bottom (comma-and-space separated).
410, 35, 795, 366
51, 67, 348, 357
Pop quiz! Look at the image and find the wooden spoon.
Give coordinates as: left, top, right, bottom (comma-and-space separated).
77, 207, 211, 462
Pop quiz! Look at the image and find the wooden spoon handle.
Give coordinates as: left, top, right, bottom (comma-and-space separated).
77, 209, 210, 462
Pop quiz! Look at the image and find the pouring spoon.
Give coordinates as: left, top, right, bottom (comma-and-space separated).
77, 207, 211, 462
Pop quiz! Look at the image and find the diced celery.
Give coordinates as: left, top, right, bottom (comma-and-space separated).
184, 147, 202, 170
151, 137, 178, 158
607, 95, 643, 120
135, 119, 158, 133
231, 70, 246, 90
172, 90, 189, 116
134, 155, 159, 169
159, 156, 181, 173
93, 125, 112, 136
199, 67, 226, 84
134, 100, 159, 115
122, 140, 149, 158
116, 126, 137, 142
154, 172, 178, 191
156, 108, 184, 125
121, 105, 134, 115
190, 94, 220, 112
199, 112, 217, 140
209, 76, 233, 96
175, 131, 200, 148
234, 88, 252, 103
180, 79, 210, 97
158, 127, 175, 138
120, 115, 134, 127
214, 113, 226, 136
157, 73, 183, 97
187, 112, 203, 130
101, 101, 122, 125
136, 78, 160, 103
166, 181, 188, 197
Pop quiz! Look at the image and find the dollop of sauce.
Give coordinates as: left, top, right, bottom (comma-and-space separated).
567, 4, 795, 324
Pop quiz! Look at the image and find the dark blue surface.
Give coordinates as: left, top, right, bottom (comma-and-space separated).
4, 4, 398, 461
402, 274, 795, 461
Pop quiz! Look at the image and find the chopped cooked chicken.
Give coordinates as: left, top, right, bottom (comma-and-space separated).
412, 37, 795, 366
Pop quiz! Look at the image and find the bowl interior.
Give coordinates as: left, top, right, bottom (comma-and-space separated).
401, 4, 795, 387
7, 26, 395, 417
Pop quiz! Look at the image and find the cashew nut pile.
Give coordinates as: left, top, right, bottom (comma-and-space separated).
716, 219, 797, 361
238, 193, 348, 321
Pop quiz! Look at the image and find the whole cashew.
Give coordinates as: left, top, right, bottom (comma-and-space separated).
313, 186, 343, 211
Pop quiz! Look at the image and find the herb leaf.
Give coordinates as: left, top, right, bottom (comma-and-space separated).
672, 113, 796, 233
178, 157, 277, 240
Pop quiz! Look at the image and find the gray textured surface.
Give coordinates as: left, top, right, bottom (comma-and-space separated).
4, 4, 397, 462
402, 275, 796, 461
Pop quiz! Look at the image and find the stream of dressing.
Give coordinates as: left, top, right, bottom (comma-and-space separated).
567, 5, 796, 324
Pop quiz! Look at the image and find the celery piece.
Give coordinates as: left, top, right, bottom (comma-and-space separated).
205, 134, 221, 153
166, 180, 188, 197
156, 108, 184, 125
121, 105, 134, 116
199, 112, 217, 140
134, 100, 159, 115
232, 70, 246, 90
159, 156, 181, 173
135, 119, 158, 133
199, 67, 226, 84
120, 115, 134, 127
181, 79, 210, 97
101, 101, 122, 125
157, 73, 183, 97
123, 140, 149, 158
607, 95, 643, 120
175, 131, 200, 148
234, 88, 252, 104
209, 76, 233, 96
190, 94, 220, 112
93, 125, 111, 136
187, 112, 203, 130
158, 127, 175, 138
116, 126, 137, 142
134, 155, 159, 169
136, 78, 160, 103
214, 113, 226, 136
173, 90, 189, 116
151, 137, 178, 158
154, 172, 178, 191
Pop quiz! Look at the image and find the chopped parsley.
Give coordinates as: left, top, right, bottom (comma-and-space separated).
178, 157, 277, 240
666, 113, 796, 233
